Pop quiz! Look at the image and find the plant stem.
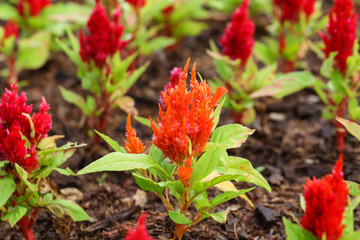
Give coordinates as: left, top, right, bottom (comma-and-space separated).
18, 215, 35, 240
334, 99, 347, 153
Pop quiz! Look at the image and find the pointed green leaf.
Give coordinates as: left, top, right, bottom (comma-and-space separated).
209, 188, 254, 208
15, 164, 38, 192
95, 130, 125, 153
78, 152, 158, 175
168, 210, 193, 225
46, 199, 89, 221
210, 124, 254, 149
336, 117, 360, 142
225, 156, 271, 192
283, 217, 318, 240
2, 206, 28, 227
0, 176, 16, 207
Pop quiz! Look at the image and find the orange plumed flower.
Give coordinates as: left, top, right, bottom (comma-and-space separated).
150, 59, 227, 165
178, 153, 194, 187
124, 113, 145, 154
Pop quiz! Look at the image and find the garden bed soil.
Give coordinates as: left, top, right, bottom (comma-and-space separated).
1, 13, 360, 240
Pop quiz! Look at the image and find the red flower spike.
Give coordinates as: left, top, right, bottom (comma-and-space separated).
300, 155, 348, 240
0, 82, 52, 172
32, 97, 52, 142
17, 0, 51, 17
220, 0, 255, 66
319, 0, 358, 75
178, 153, 194, 187
273, 0, 316, 24
160, 67, 182, 110
1, 21, 19, 45
125, 0, 146, 9
124, 113, 145, 154
150, 59, 227, 164
125, 213, 153, 240
79, 0, 126, 68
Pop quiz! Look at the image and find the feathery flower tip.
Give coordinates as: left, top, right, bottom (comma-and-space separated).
125, 213, 153, 240
17, 0, 51, 17
220, 0, 255, 66
300, 155, 348, 240
124, 113, 145, 154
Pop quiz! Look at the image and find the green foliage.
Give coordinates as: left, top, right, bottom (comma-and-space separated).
0, 137, 88, 228
283, 218, 318, 240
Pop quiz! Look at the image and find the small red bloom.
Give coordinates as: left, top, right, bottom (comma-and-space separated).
301, 155, 348, 240
220, 0, 255, 66
319, 0, 358, 75
125, 0, 146, 9
124, 113, 145, 154
150, 59, 227, 164
160, 67, 182, 110
125, 213, 153, 240
273, 0, 315, 24
1, 21, 19, 45
79, 0, 126, 68
17, 0, 51, 17
0, 82, 52, 172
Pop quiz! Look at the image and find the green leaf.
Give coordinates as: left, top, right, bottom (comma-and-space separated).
347, 180, 360, 197
139, 37, 175, 55
209, 188, 254, 208
17, 31, 51, 70
133, 173, 164, 195
2, 206, 28, 227
253, 39, 279, 64
46, 199, 89, 221
210, 124, 255, 149
211, 97, 226, 131
0, 176, 16, 207
190, 146, 227, 183
224, 156, 271, 192
55, 167, 76, 176
342, 200, 354, 236
320, 52, 337, 78
251, 71, 317, 99
135, 116, 155, 128
283, 217, 318, 240
95, 130, 125, 153
15, 164, 38, 192
342, 231, 360, 240
201, 211, 228, 224
77, 152, 158, 175
168, 210, 193, 225
336, 117, 360, 142
329, 70, 349, 95
0, 4, 19, 20
59, 86, 88, 115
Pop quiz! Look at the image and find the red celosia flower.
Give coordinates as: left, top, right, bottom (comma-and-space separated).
160, 67, 182, 110
0, 82, 52, 172
1, 21, 19, 45
32, 97, 52, 142
162, 5, 174, 16
178, 153, 194, 187
125, 0, 146, 9
17, 0, 51, 17
319, 0, 358, 75
300, 155, 348, 240
124, 113, 145, 154
79, 0, 126, 68
273, 0, 315, 24
220, 0, 255, 66
125, 213, 153, 240
150, 59, 227, 164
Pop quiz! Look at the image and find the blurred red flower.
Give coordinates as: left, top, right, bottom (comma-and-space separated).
220, 0, 255, 66
17, 0, 51, 17
125, 0, 146, 9
79, 0, 126, 68
0, 83, 52, 172
301, 155, 348, 240
273, 0, 315, 24
1, 21, 18, 45
125, 213, 153, 240
319, 0, 358, 75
